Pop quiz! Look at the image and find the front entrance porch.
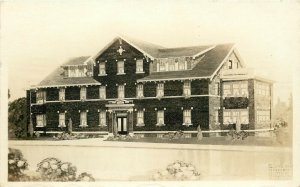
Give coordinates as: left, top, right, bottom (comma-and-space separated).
106, 99, 134, 136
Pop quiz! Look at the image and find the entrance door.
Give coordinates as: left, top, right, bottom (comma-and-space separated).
117, 117, 127, 135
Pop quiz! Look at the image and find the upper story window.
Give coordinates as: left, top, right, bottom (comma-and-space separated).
59, 88, 65, 101
118, 85, 125, 99
58, 113, 66, 127
136, 59, 144, 73
80, 87, 86, 100
223, 82, 248, 97
223, 84, 231, 97
36, 90, 46, 104
156, 110, 165, 126
228, 60, 233, 69
117, 61, 125, 74
169, 61, 175, 71
80, 111, 88, 127
256, 82, 270, 96
99, 62, 106, 76
137, 110, 145, 126
159, 62, 166, 72
156, 83, 164, 97
178, 61, 185, 70
137, 84, 144, 98
183, 110, 192, 126
99, 86, 106, 99
99, 111, 106, 126
36, 114, 46, 127
183, 81, 191, 96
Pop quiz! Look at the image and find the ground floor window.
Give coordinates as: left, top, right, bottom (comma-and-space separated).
80, 111, 88, 127
223, 109, 249, 125
136, 110, 144, 126
183, 110, 192, 126
156, 110, 165, 126
58, 113, 66, 127
257, 110, 270, 122
36, 114, 46, 127
99, 111, 106, 126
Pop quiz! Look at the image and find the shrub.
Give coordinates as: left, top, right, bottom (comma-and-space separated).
152, 160, 200, 180
76, 172, 95, 182
227, 130, 249, 140
37, 158, 77, 181
8, 148, 29, 181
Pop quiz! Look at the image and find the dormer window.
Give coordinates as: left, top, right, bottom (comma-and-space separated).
59, 88, 65, 101
159, 62, 165, 72
80, 87, 86, 100
99, 62, 106, 76
136, 59, 144, 73
117, 61, 125, 74
156, 83, 164, 97
67, 65, 87, 77
137, 84, 144, 98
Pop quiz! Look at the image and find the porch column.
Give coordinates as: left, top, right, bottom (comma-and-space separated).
108, 110, 113, 136
128, 109, 134, 135
113, 112, 118, 135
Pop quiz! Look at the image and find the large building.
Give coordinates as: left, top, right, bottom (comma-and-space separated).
26, 36, 273, 136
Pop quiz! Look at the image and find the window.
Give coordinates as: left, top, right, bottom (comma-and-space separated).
256, 83, 270, 96
68, 66, 86, 77
58, 113, 66, 127
36, 90, 46, 104
136, 84, 144, 98
78, 66, 86, 77
240, 111, 249, 124
223, 111, 231, 124
257, 110, 270, 122
183, 81, 191, 96
99, 111, 106, 126
241, 83, 248, 96
36, 114, 46, 127
178, 61, 185, 70
232, 111, 239, 124
99, 62, 106, 75
156, 83, 164, 97
137, 110, 144, 126
159, 62, 165, 72
80, 112, 88, 127
156, 110, 165, 126
118, 85, 125, 99
183, 110, 192, 126
232, 84, 240, 96
80, 87, 86, 100
99, 86, 106, 99
228, 60, 233, 69
136, 59, 144, 73
59, 88, 65, 101
169, 61, 175, 71
117, 61, 125, 74
223, 84, 231, 96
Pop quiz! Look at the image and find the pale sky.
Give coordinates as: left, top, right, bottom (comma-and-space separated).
1, 0, 299, 103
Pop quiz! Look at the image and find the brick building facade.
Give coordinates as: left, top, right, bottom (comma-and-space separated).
26, 36, 273, 136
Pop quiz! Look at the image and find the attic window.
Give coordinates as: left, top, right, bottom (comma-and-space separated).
228, 60, 233, 69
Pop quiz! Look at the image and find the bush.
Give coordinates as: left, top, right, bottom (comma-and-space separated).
76, 172, 95, 182
152, 160, 200, 180
8, 148, 29, 181
227, 130, 249, 140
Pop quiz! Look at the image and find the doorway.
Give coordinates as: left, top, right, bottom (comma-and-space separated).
117, 117, 127, 135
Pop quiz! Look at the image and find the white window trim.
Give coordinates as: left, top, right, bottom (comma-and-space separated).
99, 86, 106, 99
99, 111, 107, 126
182, 109, 192, 126
36, 90, 46, 104
59, 88, 65, 101
136, 110, 145, 126
36, 114, 46, 127
117, 61, 125, 75
118, 85, 125, 99
136, 84, 144, 98
98, 62, 107, 76
58, 113, 66, 127
183, 81, 191, 97
80, 112, 88, 127
80, 87, 87, 100
136, 59, 144, 73
156, 110, 165, 126
156, 83, 164, 98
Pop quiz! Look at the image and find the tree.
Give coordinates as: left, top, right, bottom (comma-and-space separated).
8, 97, 27, 139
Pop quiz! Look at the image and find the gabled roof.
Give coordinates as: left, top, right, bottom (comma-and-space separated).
36, 57, 100, 88
138, 43, 235, 82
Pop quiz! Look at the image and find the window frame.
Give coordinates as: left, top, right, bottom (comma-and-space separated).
118, 85, 125, 99
99, 111, 106, 126
136, 110, 145, 126
99, 62, 106, 76
80, 111, 88, 127
99, 86, 106, 99
156, 110, 165, 126
183, 109, 192, 126
136, 59, 144, 73
59, 88, 65, 101
36, 114, 46, 127
80, 87, 87, 100
58, 113, 66, 127
156, 83, 164, 98
183, 80, 191, 96
117, 60, 125, 74
136, 84, 144, 98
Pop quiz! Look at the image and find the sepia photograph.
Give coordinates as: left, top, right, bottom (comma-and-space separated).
1, 0, 299, 187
